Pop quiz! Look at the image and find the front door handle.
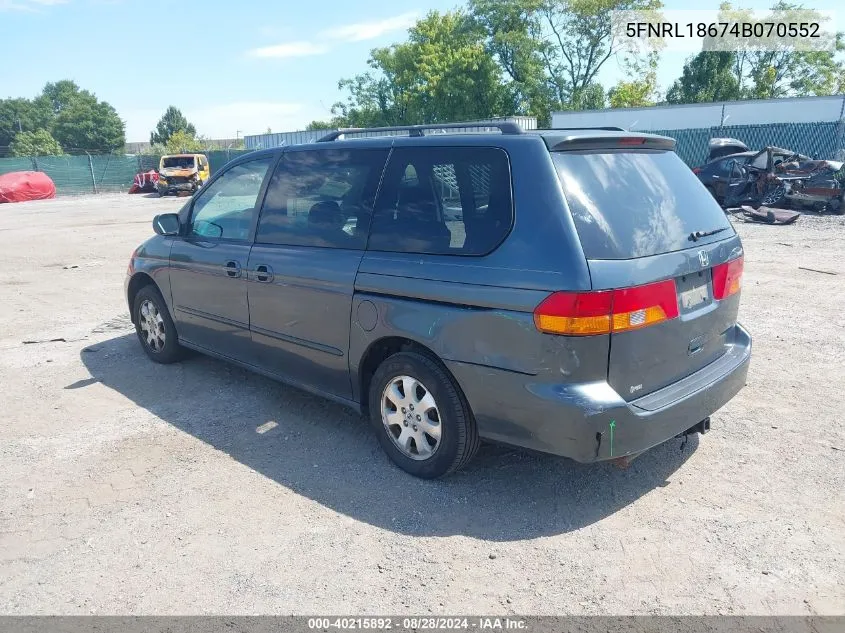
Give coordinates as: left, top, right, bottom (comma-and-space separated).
224, 260, 241, 278
255, 264, 274, 283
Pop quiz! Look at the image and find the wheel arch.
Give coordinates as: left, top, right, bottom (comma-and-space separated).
127, 272, 160, 324
356, 336, 465, 416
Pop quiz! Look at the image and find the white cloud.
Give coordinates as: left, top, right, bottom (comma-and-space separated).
320, 11, 419, 42
248, 41, 328, 59
247, 12, 419, 61
0, 0, 67, 10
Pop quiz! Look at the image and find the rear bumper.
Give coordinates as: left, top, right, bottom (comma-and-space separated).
447, 323, 752, 462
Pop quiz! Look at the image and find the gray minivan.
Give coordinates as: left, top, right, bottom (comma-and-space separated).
126, 123, 751, 478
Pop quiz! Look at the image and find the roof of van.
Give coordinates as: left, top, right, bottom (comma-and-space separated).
247, 125, 677, 153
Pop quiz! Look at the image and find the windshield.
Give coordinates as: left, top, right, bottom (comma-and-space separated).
553, 149, 734, 260
162, 156, 196, 169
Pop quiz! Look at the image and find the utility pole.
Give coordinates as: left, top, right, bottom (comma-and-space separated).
17, 118, 22, 133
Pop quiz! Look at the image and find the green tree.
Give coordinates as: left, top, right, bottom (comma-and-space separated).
709, 1, 841, 99
0, 98, 52, 151
333, 11, 512, 127
150, 107, 197, 146
469, 0, 662, 119
536, 0, 663, 109
469, 0, 554, 123
52, 99, 125, 153
608, 52, 660, 108
665, 52, 741, 104
2, 81, 125, 155
9, 129, 63, 157
306, 118, 348, 131
164, 130, 204, 154
38, 80, 95, 115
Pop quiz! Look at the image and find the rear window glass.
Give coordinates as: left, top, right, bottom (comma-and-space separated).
553, 150, 733, 260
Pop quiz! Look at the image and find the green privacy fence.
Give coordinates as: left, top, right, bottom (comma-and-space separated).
0, 149, 253, 195
1, 121, 844, 195
647, 121, 845, 167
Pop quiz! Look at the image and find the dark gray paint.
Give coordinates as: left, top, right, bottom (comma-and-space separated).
126, 130, 752, 463
247, 244, 363, 398
169, 238, 254, 361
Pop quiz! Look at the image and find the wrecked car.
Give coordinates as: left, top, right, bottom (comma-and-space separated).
157, 153, 210, 197
705, 146, 845, 215
706, 137, 750, 162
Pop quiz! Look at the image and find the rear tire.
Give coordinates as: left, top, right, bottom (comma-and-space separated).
133, 285, 183, 364
368, 352, 480, 478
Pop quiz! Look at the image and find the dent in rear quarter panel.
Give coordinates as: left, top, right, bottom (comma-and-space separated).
128, 235, 175, 315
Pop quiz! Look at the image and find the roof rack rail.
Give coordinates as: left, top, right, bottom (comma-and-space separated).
317, 121, 525, 142
549, 126, 627, 132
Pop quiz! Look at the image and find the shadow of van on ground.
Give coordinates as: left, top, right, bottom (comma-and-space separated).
80, 333, 697, 541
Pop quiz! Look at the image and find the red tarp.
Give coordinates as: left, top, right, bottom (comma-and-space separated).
129, 170, 159, 194
0, 171, 56, 203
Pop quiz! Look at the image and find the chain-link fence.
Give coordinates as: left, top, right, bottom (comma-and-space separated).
0, 149, 253, 195
2, 120, 844, 196
645, 121, 845, 167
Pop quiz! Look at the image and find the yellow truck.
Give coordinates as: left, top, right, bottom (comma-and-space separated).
157, 153, 210, 196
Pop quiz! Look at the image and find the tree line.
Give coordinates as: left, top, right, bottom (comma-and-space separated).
307, 0, 845, 130
0, 80, 125, 157
0, 82, 218, 158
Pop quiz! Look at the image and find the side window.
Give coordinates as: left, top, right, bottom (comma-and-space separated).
189, 157, 273, 240
368, 146, 512, 256
256, 148, 389, 249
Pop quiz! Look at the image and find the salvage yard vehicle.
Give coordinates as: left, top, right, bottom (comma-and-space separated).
157, 153, 210, 196
694, 151, 755, 205
705, 137, 749, 162
125, 123, 752, 478
700, 145, 845, 214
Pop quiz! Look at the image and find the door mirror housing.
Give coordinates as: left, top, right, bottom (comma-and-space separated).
153, 213, 181, 236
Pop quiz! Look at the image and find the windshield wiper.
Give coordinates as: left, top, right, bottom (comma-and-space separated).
689, 227, 728, 242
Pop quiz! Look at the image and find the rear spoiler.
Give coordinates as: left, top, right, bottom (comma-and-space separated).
544, 134, 676, 152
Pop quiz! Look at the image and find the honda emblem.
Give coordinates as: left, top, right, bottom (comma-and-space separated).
698, 250, 710, 268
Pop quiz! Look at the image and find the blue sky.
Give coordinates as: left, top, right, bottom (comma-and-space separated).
1, 0, 841, 142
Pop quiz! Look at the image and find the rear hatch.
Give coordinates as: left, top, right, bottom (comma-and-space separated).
550, 141, 744, 401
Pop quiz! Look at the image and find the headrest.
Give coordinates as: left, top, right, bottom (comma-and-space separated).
308, 200, 343, 226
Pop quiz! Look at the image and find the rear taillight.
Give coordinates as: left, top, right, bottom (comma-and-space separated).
712, 256, 743, 300
692, 166, 702, 174
534, 279, 679, 336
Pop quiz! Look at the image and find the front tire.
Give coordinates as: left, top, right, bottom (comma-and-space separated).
760, 184, 786, 208
133, 285, 183, 364
368, 352, 480, 478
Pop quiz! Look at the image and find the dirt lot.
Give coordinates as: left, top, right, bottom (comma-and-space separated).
0, 194, 843, 615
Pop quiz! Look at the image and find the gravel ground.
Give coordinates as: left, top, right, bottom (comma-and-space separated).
0, 194, 843, 615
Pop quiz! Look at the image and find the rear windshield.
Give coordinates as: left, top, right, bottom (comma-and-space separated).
553, 150, 733, 260
162, 156, 195, 169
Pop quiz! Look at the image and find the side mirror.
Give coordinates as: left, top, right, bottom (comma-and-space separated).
153, 213, 181, 236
